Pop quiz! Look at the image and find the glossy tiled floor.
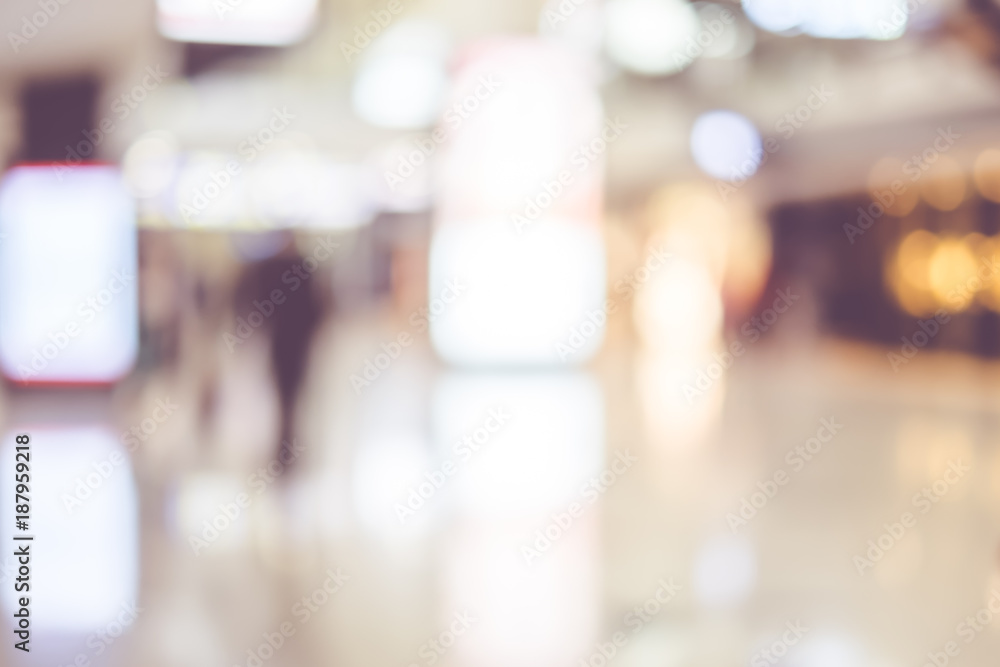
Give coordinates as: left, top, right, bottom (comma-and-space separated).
2, 311, 1000, 667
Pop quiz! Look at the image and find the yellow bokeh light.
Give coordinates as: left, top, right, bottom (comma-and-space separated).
896, 230, 937, 290
973, 149, 1000, 203
887, 230, 938, 316
920, 155, 966, 211
644, 181, 732, 285
928, 236, 978, 312
721, 198, 772, 313
867, 157, 919, 217
973, 235, 1000, 312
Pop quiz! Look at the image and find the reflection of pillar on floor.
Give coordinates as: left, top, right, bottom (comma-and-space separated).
0, 395, 139, 639
434, 371, 604, 667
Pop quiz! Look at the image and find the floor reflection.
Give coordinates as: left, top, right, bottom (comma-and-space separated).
1, 320, 1000, 667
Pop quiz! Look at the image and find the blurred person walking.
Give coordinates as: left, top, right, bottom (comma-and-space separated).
231, 234, 330, 467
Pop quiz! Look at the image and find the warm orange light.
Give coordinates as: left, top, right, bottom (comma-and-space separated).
928, 236, 977, 312
867, 157, 919, 217
973, 149, 1000, 204
896, 230, 937, 290
887, 230, 937, 316
644, 181, 731, 285
888, 230, 1000, 315
973, 235, 1000, 312
920, 155, 966, 212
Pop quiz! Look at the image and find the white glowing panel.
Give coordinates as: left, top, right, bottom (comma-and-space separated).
0, 165, 138, 384
435, 40, 604, 220
157, 0, 317, 46
431, 40, 607, 367
0, 427, 139, 633
430, 218, 606, 366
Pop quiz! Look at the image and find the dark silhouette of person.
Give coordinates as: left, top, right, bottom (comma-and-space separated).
232, 239, 328, 467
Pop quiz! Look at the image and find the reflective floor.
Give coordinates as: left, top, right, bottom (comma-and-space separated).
2, 308, 1000, 667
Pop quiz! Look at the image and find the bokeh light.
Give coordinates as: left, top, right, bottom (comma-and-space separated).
920, 155, 966, 211
604, 0, 701, 75
742, 0, 909, 40
973, 148, 1000, 203
690, 110, 763, 182
351, 21, 452, 129
867, 157, 919, 217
